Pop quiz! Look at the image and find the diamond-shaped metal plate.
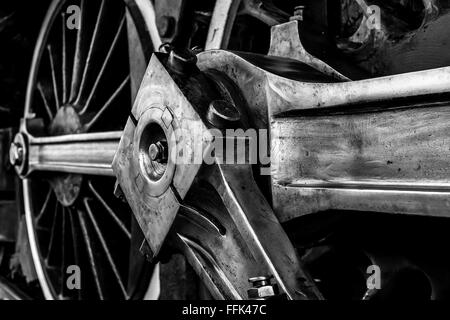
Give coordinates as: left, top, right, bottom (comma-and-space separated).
112, 54, 213, 259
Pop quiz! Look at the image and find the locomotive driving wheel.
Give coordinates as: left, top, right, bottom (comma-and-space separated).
11, 0, 160, 300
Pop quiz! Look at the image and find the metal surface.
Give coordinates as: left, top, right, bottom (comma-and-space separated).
4, 0, 450, 301
133, 0, 162, 51
197, 48, 450, 223
269, 21, 350, 81
9, 142, 23, 167
113, 51, 323, 300
205, 0, 288, 50
12, 0, 155, 300
113, 53, 215, 259
17, 131, 121, 177
14, 34, 450, 299
201, 163, 322, 299
271, 105, 450, 221
199, 50, 450, 117
239, 0, 289, 27
248, 275, 279, 300
104, 4, 450, 296
338, 0, 450, 76
207, 100, 241, 128
205, 0, 241, 50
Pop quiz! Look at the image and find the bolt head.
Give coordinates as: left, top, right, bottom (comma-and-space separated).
149, 141, 168, 163
167, 49, 198, 74
249, 275, 274, 288
248, 285, 278, 299
149, 144, 160, 161
9, 143, 23, 166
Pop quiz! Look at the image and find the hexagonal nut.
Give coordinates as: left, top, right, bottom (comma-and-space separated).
247, 285, 278, 299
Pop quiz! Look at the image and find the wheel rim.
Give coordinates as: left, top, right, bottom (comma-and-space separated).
22, 0, 154, 300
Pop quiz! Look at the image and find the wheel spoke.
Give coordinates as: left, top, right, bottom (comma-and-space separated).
75, 0, 107, 105
59, 206, 77, 299
59, 207, 66, 297
83, 198, 128, 298
61, 12, 69, 105
68, 210, 82, 299
47, 45, 60, 110
45, 202, 61, 267
205, 0, 241, 50
36, 188, 53, 223
37, 82, 54, 120
77, 209, 104, 300
69, 0, 88, 103
80, 16, 126, 115
87, 181, 131, 239
84, 76, 130, 131
36, 194, 58, 235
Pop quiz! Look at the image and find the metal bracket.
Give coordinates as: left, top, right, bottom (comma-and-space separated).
268, 20, 350, 81
112, 54, 214, 260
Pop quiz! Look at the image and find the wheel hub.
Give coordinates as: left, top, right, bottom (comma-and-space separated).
49, 106, 83, 136
9, 133, 28, 177
9, 142, 24, 167
113, 52, 218, 259
138, 121, 169, 183
48, 174, 83, 207
47, 106, 84, 206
